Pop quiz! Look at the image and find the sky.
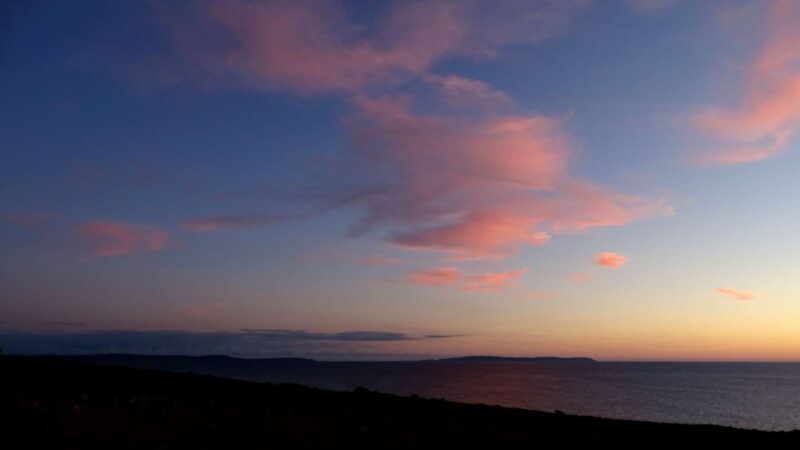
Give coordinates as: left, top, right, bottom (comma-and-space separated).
2, 0, 800, 361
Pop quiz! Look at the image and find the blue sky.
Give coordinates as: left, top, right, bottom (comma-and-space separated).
2, 0, 800, 360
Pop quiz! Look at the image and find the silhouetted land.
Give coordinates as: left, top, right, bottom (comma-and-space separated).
2, 355, 799, 449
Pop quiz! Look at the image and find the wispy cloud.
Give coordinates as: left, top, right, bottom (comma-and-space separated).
716, 287, 756, 301
423, 74, 515, 110
570, 273, 593, 283
692, 130, 792, 165
594, 252, 628, 269
161, 0, 590, 94
692, 0, 800, 165
181, 213, 289, 233
155, 0, 670, 262
460, 268, 527, 294
409, 267, 463, 286
406, 267, 526, 294
424, 333, 466, 339
75, 221, 170, 257
340, 98, 669, 259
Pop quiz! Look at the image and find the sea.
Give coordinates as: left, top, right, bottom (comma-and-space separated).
82, 357, 800, 431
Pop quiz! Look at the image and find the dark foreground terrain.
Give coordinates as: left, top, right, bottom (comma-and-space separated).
2, 355, 799, 449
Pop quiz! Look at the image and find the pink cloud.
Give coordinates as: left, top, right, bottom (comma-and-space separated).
392, 211, 553, 259
693, 129, 792, 165
594, 252, 628, 269
181, 214, 286, 233
161, 0, 590, 94
549, 180, 673, 233
406, 266, 526, 294
692, 0, 800, 164
409, 267, 463, 286
156, 1, 670, 261
352, 95, 569, 190
460, 268, 527, 294
75, 221, 170, 257
341, 98, 670, 259
716, 287, 756, 301
423, 74, 514, 110
570, 273, 593, 283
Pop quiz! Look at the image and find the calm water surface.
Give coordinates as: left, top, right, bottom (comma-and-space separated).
220, 361, 800, 431
108, 358, 800, 431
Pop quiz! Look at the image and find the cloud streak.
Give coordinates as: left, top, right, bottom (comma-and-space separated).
570, 273, 593, 283
75, 221, 170, 257
423, 74, 515, 110
162, 0, 590, 94
156, 0, 671, 261
716, 288, 756, 301
692, 0, 800, 165
460, 268, 527, 294
409, 267, 463, 286
406, 267, 526, 294
338, 98, 669, 259
182, 213, 289, 233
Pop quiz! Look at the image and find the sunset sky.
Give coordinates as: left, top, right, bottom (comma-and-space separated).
2, 0, 800, 361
